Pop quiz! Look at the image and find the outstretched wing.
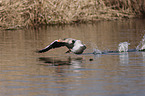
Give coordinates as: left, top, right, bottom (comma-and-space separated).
37, 40, 66, 53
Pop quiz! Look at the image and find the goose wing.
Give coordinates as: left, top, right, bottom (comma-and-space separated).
37, 40, 66, 53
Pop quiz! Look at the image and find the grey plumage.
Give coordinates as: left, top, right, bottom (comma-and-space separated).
37, 38, 86, 54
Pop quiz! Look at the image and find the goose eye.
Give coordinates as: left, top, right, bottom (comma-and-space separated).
72, 40, 75, 43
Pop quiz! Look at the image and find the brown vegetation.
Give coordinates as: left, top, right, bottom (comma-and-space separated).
0, 0, 145, 30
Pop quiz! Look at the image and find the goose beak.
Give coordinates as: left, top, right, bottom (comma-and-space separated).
57, 39, 61, 42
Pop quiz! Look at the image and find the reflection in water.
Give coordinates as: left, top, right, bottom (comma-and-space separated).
141, 52, 145, 62
38, 56, 83, 74
119, 52, 129, 64
38, 57, 83, 66
38, 56, 83, 96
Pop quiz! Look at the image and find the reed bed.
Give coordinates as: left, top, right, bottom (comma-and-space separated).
0, 0, 145, 30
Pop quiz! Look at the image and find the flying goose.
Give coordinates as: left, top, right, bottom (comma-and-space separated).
37, 38, 86, 54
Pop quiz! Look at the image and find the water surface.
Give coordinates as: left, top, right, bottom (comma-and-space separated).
0, 19, 145, 96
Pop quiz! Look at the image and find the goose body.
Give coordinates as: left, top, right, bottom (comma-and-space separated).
37, 38, 86, 54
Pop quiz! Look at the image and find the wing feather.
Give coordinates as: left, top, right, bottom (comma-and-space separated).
37, 40, 66, 53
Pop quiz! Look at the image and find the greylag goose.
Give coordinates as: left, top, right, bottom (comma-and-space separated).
37, 38, 86, 54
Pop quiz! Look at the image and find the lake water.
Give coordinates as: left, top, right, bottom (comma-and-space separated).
0, 19, 145, 96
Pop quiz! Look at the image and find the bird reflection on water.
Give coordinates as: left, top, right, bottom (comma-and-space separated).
38, 56, 83, 66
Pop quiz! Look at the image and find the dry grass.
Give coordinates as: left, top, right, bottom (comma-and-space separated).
0, 0, 145, 30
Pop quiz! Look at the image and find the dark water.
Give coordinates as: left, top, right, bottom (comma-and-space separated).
0, 19, 145, 96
